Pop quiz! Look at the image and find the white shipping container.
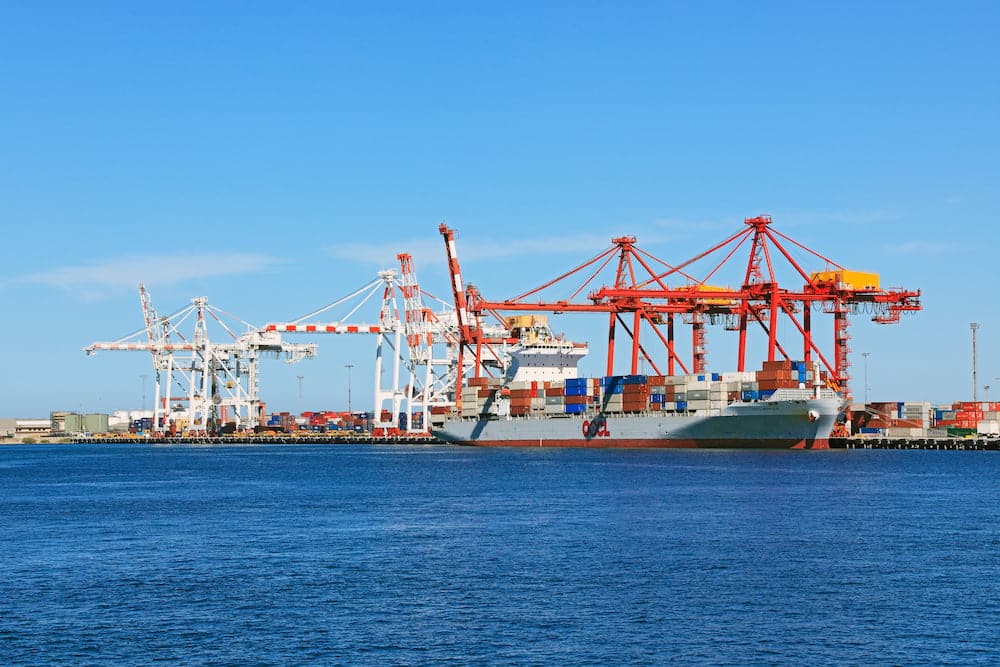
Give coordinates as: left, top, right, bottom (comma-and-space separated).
886, 427, 925, 438
977, 420, 1000, 436
722, 371, 757, 383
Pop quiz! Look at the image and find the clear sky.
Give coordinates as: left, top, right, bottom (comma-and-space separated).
1, 1, 998, 417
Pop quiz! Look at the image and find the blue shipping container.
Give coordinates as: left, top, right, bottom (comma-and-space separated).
565, 386, 588, 397
565, 378, 588, 388
675, 400, 688, 411
601, 376, 625, 393
564, 403, 586, 414
623, 375, 647, 385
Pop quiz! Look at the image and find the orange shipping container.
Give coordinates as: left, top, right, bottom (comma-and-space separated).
761, 360, 793, 371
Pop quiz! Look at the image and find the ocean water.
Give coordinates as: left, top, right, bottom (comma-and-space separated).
1, 444, 998, 666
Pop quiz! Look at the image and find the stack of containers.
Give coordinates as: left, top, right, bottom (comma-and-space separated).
856, 402, 895, 434
266, 412, 296, 432
722, 371, 760, 402
307, 410, 340, 430
891, 402, 931, 437
508, 380, 539, 416
461, 376, 504, 417
954, 401, 986, 432
544, 380, 565, 414
647, 375, 667, 411
756, 360, 808, 395
600, 376, 624, 412
932, 406, 957, 428
886, 402, 930, 438
976, 403, 1000, 435
665, 375, 688, 411
934, 401, 1000, 435
455, 360, 824, 421
564, 377, 589, 414
621, 375, 649, 412
685, 376, 711, 411
129, 416, 154, 434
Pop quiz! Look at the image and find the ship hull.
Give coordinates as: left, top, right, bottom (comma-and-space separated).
431, 396, 840, 450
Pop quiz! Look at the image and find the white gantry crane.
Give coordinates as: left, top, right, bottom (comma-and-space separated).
263, 269, 422, 433
262, 255, 500, 434
85, 284, 316, 435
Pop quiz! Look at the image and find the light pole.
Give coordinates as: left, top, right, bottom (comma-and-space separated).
986, 385, 991, 403
345, 364, 354, 413
970, 323, 980, 402
861, 352, 870, 405
297, 375, 304, 401
140, 374, 147, 412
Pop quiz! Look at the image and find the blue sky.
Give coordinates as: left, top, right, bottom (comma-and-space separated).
1, 1, 998, 417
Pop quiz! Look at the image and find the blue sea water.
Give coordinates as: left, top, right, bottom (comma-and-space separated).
1, 444, 998, 666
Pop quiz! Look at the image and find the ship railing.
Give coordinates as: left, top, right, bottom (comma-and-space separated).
766, 388, 840, 401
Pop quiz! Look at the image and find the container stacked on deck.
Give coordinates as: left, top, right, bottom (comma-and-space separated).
757, 360, 815, 392
461, 376, 507, 417
452, 360, 825, 419
563, 377, 591, 414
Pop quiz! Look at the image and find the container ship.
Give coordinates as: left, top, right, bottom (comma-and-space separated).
430, 316, 843, 449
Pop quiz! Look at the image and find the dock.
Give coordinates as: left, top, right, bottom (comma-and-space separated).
831, 437, 1000, 451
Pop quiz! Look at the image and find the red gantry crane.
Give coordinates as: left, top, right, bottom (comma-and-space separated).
439, 216, 921, 403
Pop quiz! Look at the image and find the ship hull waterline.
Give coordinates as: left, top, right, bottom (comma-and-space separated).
431, 397, 841, 450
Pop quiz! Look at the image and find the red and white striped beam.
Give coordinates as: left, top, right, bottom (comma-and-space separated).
86, 343, 197, 352
264, 323, 382, 334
